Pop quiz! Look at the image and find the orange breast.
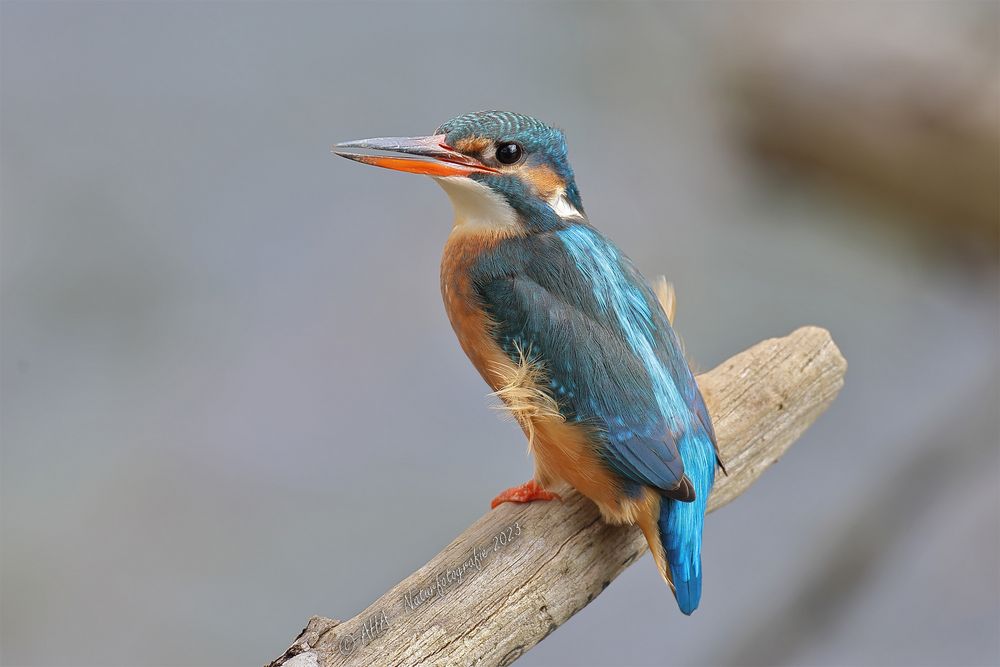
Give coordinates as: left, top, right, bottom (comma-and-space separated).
440, 232, 507, 388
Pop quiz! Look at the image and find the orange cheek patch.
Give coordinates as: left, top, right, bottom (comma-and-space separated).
453, 136, 493, 155
522, 165, 565, 199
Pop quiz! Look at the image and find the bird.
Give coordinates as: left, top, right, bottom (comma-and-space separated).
334, 110, 723, 615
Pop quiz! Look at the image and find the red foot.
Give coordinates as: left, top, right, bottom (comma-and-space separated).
490, 480, 562, 509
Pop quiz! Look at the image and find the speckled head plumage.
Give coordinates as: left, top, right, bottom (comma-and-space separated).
334, 110, 585, 234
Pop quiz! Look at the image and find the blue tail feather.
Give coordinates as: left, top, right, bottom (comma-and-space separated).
659, 433, 715, 615
659, 496, 704, 615
673, 570, 702, 616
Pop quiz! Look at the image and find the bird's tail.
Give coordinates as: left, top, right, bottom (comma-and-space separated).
658, 494, 704, 615
638, 437, 715, 615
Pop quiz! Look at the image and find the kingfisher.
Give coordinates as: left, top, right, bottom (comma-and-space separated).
334, 111, 722, 614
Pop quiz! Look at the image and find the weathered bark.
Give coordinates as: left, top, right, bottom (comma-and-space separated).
269, 326, 847, 667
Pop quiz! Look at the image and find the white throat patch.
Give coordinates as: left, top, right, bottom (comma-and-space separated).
433, 176, 519, 235
548, 189, 584, 220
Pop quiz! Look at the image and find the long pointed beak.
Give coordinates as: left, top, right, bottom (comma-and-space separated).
332, 134, 496, 177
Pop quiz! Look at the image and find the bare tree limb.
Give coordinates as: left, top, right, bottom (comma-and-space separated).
269, 326, 847, 667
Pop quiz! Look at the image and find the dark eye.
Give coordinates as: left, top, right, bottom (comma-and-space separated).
495, 142, 523, 165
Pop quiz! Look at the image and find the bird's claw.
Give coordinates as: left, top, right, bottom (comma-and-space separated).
490, 479, 562, 509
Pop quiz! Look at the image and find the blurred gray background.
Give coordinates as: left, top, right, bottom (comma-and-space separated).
2, 2, 998, 666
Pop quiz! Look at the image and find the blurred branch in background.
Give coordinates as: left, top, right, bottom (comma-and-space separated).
712, 9, 1000, 663
268, 327, 846, 667
722, 3, 1000, 260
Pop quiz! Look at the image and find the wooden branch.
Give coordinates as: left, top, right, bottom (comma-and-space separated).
269, 326, 846, 667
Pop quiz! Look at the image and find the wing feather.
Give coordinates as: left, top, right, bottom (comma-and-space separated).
477, 274, 690, 497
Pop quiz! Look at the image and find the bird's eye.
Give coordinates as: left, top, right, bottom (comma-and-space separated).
495, 142, 523, 165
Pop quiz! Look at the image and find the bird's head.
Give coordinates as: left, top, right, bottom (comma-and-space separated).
334, 110, 585, 235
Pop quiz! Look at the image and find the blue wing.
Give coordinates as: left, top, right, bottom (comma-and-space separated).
471, 226, 714, 500
479, 274, 690, 497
